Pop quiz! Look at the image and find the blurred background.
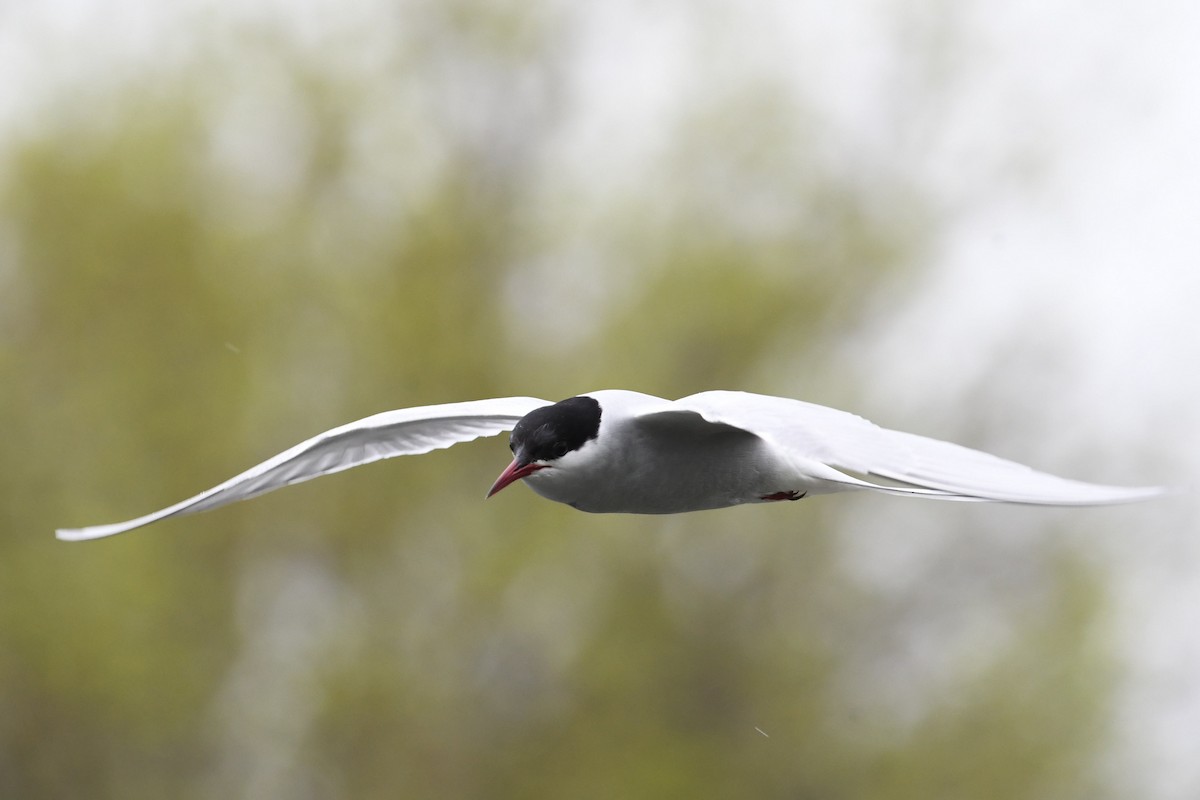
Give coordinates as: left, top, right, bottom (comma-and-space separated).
1, 0, 1196, 798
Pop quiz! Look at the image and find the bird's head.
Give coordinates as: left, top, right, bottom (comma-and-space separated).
486, 396, 601, 497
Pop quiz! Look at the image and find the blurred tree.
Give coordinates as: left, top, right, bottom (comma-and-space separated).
0, 4, 1115, 800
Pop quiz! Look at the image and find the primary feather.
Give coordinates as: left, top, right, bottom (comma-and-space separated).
56, 397, 548, 541
672, 391, 1161, 505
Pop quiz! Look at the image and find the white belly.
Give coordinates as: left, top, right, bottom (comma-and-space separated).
522, 421, 804, 514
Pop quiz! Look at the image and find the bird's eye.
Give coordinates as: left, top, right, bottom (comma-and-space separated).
552, 442, 569, 458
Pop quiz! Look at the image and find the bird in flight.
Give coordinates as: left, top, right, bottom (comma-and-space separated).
56, 390, 1161, 541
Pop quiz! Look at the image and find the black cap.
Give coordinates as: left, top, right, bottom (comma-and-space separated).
509, 396, 601, 464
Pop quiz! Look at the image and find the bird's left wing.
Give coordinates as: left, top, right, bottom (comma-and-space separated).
666, 391, 1162, 505
56, 396, 550, 541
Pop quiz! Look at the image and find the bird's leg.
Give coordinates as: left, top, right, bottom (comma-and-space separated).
759, 490, 806, 501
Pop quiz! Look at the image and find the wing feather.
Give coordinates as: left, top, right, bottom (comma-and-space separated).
670, 391, 1161, 505
56, 396, 549, 541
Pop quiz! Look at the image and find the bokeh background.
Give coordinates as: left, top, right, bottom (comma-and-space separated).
2, 1, 1196, 798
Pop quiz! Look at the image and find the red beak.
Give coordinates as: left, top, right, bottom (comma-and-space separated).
486, 460, 546, 498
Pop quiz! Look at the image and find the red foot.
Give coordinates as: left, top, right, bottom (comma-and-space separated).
759, 490, 806, 502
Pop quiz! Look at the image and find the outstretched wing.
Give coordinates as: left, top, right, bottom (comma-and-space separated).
667, 391, 1162, 505
57, 396, 550, 541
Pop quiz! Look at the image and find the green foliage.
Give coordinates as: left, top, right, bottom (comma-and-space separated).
1, 9, 1115, 799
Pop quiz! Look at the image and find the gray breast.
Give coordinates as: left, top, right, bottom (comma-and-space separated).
526, 413, 796, 514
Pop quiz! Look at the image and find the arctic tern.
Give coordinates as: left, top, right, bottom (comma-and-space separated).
56, 390, 1161, 541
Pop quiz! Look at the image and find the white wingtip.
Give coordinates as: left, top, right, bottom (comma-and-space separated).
55, 504, 185, 541
56, 527, 94, 542
56, 521, 138, 541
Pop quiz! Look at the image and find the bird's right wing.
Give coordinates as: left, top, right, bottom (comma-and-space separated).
56, 396, 550, 541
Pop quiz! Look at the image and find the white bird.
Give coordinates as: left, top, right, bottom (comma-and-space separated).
55, 390, 1162, 541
